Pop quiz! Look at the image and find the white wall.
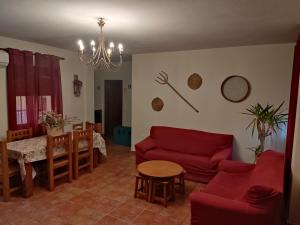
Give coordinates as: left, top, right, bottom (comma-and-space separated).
132, 43, 294, 162
289, 78, 300, 225
94, 61, 132, 129
0, 35, 94, 138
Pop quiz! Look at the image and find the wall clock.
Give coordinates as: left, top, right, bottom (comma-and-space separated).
221, 75, 251, 103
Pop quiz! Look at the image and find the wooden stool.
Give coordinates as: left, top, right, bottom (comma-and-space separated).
134, 175, 149, 200
175, 172, 185, 194
151, 178, 175, 207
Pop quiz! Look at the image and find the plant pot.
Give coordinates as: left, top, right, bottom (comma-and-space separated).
254, 151, 263, 163
47, 127, 64, 136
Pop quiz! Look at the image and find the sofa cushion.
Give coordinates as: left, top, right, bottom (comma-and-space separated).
244, 185, 281, 206
145, 148, 212, 172
202, 171, 252, 200
150, 126, 233, 156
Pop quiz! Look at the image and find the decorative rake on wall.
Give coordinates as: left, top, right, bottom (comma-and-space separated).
155, 71, 199, 113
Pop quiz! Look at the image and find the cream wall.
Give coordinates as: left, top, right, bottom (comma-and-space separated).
0, 36, 94, 138
94, 61, 132, 129
132, 43, 294, 162
289, 79, 300, 225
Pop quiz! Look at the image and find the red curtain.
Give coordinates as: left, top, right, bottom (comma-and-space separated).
284, 37, 300, 199
7, 49, 36, 131
35, 53, 63, 114
7, 49, 63, 135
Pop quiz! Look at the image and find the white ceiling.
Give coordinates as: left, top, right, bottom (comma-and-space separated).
0, 0, 299, 54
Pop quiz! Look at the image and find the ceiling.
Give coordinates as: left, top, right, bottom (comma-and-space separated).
0, 0, 299, 55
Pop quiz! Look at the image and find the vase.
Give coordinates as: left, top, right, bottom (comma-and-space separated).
47, 127, 64, 136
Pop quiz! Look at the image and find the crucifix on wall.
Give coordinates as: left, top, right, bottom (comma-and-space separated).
73, 74, 82, 97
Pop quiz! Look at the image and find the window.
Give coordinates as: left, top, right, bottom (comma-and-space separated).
16, 96, 27, 125
38, 95, 52, 120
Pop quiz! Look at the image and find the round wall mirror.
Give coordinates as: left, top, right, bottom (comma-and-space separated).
221, 75, 251, 103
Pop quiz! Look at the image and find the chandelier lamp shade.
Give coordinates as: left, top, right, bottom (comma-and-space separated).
77, 17, 124, 72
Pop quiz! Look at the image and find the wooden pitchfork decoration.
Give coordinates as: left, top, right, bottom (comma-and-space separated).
155, 71, 199, 113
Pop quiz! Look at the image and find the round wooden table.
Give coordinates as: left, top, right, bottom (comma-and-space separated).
137, 160, 185, 206
137, 160, 184, 178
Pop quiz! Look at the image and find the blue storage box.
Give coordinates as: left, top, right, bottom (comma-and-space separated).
113, 126, 131, 147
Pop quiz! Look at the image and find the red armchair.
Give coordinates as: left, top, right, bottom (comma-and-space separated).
190, 150, 284, 225
135, 126, 233, 183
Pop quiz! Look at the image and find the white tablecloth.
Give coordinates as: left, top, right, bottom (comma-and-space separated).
7, 132, 107, 179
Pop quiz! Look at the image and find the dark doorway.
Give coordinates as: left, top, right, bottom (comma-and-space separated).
104, 80, 123, 137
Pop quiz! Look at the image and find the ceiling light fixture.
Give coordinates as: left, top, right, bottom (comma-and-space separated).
77, 17, 123, 72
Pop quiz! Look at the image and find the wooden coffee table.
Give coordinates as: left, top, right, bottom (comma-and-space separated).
137, 160, 185, 206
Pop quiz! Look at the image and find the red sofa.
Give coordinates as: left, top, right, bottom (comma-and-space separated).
190, 150, 284, 225
135, 126, 233, 183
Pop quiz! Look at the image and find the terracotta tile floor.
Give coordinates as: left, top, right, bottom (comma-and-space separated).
0, 143, 205, 225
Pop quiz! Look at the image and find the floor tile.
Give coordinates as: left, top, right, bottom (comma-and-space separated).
0, 142, 203, 225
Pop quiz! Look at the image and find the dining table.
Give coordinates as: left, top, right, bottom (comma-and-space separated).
7, 131, 107, 197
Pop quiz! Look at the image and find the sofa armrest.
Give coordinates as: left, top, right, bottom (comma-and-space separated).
135, 137, 157, 153
190, 192, 266, 225
210, 147, 232, 167
219, 160, 255, 173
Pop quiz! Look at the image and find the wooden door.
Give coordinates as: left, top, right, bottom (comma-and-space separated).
104, 80, 123, 137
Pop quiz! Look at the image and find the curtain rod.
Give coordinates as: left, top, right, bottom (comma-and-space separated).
0, 48, 65, 60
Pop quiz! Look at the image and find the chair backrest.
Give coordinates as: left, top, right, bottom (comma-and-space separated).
7, 128, 33, 142
85, 121, 102, 134
0, 140, 10, 201
73, 122, 83, 130
0, 140, 8, 172
46, 133, 72, 159
73, 129, 93, 152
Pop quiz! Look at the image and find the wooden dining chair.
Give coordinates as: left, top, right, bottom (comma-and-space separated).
72, 122, 83, 131
73, 129, 93, 179
85, 121, 102, 134
7, 128, 33, 142
0, 140, 21, 201
46, 133, 72, 191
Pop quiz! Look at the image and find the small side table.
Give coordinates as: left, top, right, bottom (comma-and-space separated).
136, 160, 185, 207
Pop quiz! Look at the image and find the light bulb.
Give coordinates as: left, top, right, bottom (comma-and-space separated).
118, 43, 123, 53
109, 42, 115, 48
107, 48, 112, 55
77, 40, 84, 51
77, 40, 83, 46
92, 46, 96, 52
90, 40, 95, 46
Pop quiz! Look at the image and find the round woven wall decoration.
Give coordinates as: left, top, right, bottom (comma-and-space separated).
188, 73, 202, 90
152, 97, 164, 111
221, 75, 251, 103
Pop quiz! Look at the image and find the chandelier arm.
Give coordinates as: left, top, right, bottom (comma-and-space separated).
79, 53, 96, 65
93, 45, 101, 60
94, 51, 101, 66
109, 55, 123, 68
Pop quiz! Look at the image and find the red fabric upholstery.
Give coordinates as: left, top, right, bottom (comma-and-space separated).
219, 160, 255, 173
135, 126, 233, 183
190, 150, 284, 225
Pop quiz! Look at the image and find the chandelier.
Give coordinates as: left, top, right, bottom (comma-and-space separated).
77, 18, 123, 72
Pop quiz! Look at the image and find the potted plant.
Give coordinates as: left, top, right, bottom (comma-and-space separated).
243, 102, 288, 161
41, 111, 76, 136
